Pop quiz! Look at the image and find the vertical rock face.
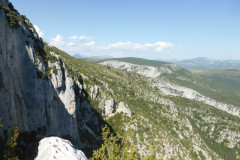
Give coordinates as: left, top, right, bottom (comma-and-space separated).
0, 0, 103, 152
90, 85, 99, 101
103, 100, 132, 117
103, 99, 116, 115
117, 102, 132, 117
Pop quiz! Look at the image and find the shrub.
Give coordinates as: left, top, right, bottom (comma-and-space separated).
45, 55, 58, 63
236, 155, 240, 160
3, 127, 19, 160
45, 66, 52, 79
0, 118, 19, 160
53, 66, 58, 75
90, 125, 162, 160
0, 3, 20, 28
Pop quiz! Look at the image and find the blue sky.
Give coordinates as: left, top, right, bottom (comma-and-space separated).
11, 0, 240, 60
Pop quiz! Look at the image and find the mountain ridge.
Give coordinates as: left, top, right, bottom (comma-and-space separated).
170, 57, 240, 69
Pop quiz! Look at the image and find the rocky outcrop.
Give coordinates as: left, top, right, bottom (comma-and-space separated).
103, 99, 116, 115
90, 85, 99, 101
0, 1, 103, 154
100, 60, 180, 78
103, 99, 131, 117
100, 60, 240, 118
155, 81, 240, 117
116, 102, 132, 117
35, 137, 88, 160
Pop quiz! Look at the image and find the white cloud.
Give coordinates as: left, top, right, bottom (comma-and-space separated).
49, 34, 173, 58
145, 42, 173, 52
69, 35, 91, 41
54, 34, 63, 41
33, 25, 44, 37
83, 41, 95, 47
50, 34, 65, 47
104, 42, 143, 51
103, 41, 173, 52
67, 42, 76, 47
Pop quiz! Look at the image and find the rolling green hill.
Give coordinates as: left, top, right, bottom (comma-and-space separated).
163, 69, 240, 107
98, 57, 171, 67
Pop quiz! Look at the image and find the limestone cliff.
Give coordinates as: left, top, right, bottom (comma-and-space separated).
0, 0, 103, 157
100, 60, 180, 79
35, 137, 88, 160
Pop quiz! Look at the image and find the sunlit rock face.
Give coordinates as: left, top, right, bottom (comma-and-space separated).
35, 137, 88, 160
102, 99, 132, 118
154, 80, 240, 117
100, 60, 180, 79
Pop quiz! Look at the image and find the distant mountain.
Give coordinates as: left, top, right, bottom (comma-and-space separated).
174, 57, 240, 69
72, 53, 112, 62
82, 56, 112, 62
72, 53, 84, 59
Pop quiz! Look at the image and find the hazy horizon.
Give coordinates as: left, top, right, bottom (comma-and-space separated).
74, 53, 240, 61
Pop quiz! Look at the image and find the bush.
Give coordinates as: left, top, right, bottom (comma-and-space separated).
3, 127, 19, 160
0, 3, 20, 28
90, 125, 162, 160
0, 118, 19, 160
236, 155, 240, 160
45, 66, 52, 79
52, 66, 58, 75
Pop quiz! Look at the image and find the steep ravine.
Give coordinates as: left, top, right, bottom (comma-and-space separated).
100, 60, 240, 117
99, 59, 240, 160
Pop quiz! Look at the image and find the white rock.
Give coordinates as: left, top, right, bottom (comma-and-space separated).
155, 81, 240, 117
100, 60, 180, 79
116, 102, 132, 117
90, 85, 99, 100
103, 100, 132, 117
0, 8, 102, 146
35, 137, 88, 160
103, 99, 116, 115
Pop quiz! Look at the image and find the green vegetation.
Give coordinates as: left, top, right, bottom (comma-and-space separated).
1, 0, 239, 159
0, 2, 43, 44
45, 55, 58, 63
3, 127, 19, 160
52, 66, 58, 75
99, 57, 171, 67
165, 69, 240, 107
0, 3, 21, 28
44, 44, 240, 159
236, 155, 240, 160
0, 118, 19, 160
32, 43, 62, 79
90, 125, 162, 160
45, 66, 52, 79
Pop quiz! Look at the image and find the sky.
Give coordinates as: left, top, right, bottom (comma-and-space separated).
11, 0, 240, 60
